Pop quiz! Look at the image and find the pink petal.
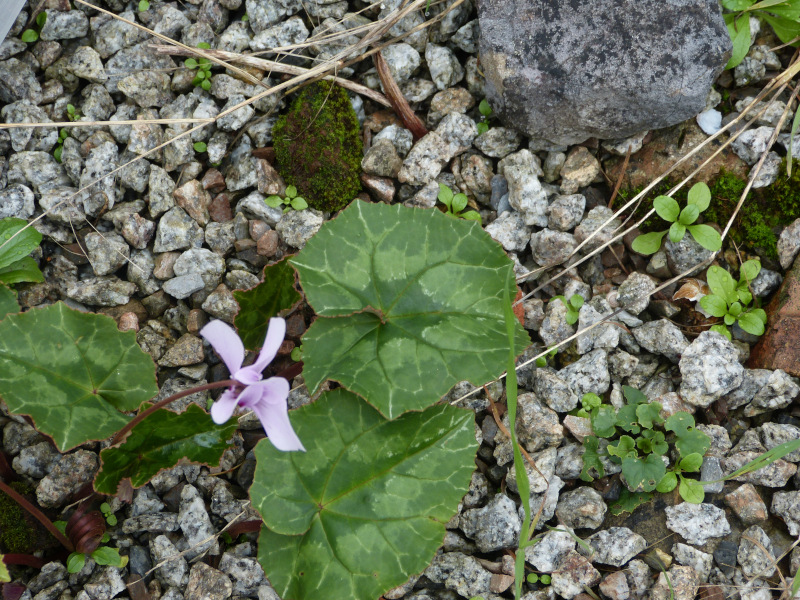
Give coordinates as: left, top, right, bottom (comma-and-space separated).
200, 321, 244, 377
250, 378, 305, 451
210, 388, 240, 424
250, 317, 286, 374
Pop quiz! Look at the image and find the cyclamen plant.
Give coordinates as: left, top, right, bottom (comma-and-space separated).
0, 201, 528, 600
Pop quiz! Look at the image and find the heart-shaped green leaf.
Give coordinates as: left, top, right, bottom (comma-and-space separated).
609, 489, 652, 515
635, 402, 663, 429
0, 303, 158, 451
0, 285, 19, 320
591, 405, 618, 438
678, 475, 705, 503
233, 258, 302, 351
608, 435, 637, 459
94, 404, 238, 494
622, 454, 666, 492
291, 200, 530, 418
0, 218, 42, 271
252, 389, 477, 600
580, 435, 605, 482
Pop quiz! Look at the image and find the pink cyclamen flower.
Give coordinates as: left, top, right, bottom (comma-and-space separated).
200, 318, 305, 452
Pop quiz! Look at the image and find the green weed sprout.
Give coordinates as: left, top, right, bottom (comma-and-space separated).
66, 104, 80, 122
53, 522, 128, 574
437, 183, 482, 223
265, 185, 309, 213
721, 0, 800, 69
20, 12, 47, 43
138, 0, 150, 10
575, 392, 602, 418
527, 573, 552, 585
185, 43, 213, 92
535, 346, 558, 367
476, 99, 493, 135
99, 502, 117, 527
550, 293, 584, 325
241, 13, 250, 21
700, 261, 767, 339
54, 128, 69, 163
291, 345, 302, 362
193, 141, 207, 153
632, 182, 722, 255
580, 386, 711, 503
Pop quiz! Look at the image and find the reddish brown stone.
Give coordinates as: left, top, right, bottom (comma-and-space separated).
118, 312, 139, 332
255, 158, 285, 196
285, 313, 306, 338
748, 257, 800, 376
98, 299, 149, 324
249, 219, 269, 241
186, 308, 208, 334
251, 147, 275, 162
277, 340, 295, 356
256, 230, 279, 257
201, 168, 226, 194
208, 193, 232, 223
173, 179, 211, 226
361, 173, 395, 203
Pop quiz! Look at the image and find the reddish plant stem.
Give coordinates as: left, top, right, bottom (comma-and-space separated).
0, 479, 73, 552
3, 554, 45, 569
111, 379, 238, 446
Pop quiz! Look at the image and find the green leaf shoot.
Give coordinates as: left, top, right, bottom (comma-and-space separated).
653, 196, 680, 222
631, 230, 667, 255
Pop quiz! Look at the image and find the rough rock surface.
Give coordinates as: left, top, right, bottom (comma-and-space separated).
477, 0, 731, 144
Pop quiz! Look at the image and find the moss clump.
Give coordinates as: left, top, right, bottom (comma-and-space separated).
0, 481, 38, 554
704, 161, 800, 260
272, 81, 363, 212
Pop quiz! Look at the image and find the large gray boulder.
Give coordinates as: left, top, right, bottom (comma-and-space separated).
477, 0, 731, 145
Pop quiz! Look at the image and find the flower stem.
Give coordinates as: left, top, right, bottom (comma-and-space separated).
0, 479, 73, 552
3, 554, 46, 569
111, 379, 237, 445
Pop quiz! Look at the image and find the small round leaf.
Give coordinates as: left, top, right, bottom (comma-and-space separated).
653, 196, 680, 222
738, 311, 766, 336
668, 221, 686, 243
678, 475, 705, 503
700, 294, 728, 318
21, 30, 38, 43
184, 58, 198, 69
656, 471, 678, 493
679, 204, 700, 225
291, 197, 308, 210
687, 182, 711, 211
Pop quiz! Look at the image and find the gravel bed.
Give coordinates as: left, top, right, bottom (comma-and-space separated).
2, 1, 800, 600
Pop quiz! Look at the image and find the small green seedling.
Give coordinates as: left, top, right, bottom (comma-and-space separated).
290, 345, 302, 362
534, 346, 557, 367
20, 12, 47, 43
0, 217, 45, 285
550, 293, 584, 325
185, 43, 213, 91
574, 392, 602, 418
265, 185, 309, 213
580, 385, 712, 503
53, 128, 69, 163
193, 141, 207, 153
526, 573, 552, 585
99, 502, 117, 527
476, 99, 493, 135
138, 0, 150, 10
700, 261, 767, 339
66, 104, 80, 122
241, 13, 250, 21
631, 182, 722, 255
437, 183, 482, 223
54, 522, 128, 574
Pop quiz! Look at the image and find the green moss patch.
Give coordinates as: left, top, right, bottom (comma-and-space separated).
272, 81, 363, 212
0, 481, 39, 554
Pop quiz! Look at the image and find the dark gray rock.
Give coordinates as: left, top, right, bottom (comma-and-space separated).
477, 0, 731, 145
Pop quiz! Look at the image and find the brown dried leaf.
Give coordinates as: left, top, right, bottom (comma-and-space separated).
672, 279, 710, 302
